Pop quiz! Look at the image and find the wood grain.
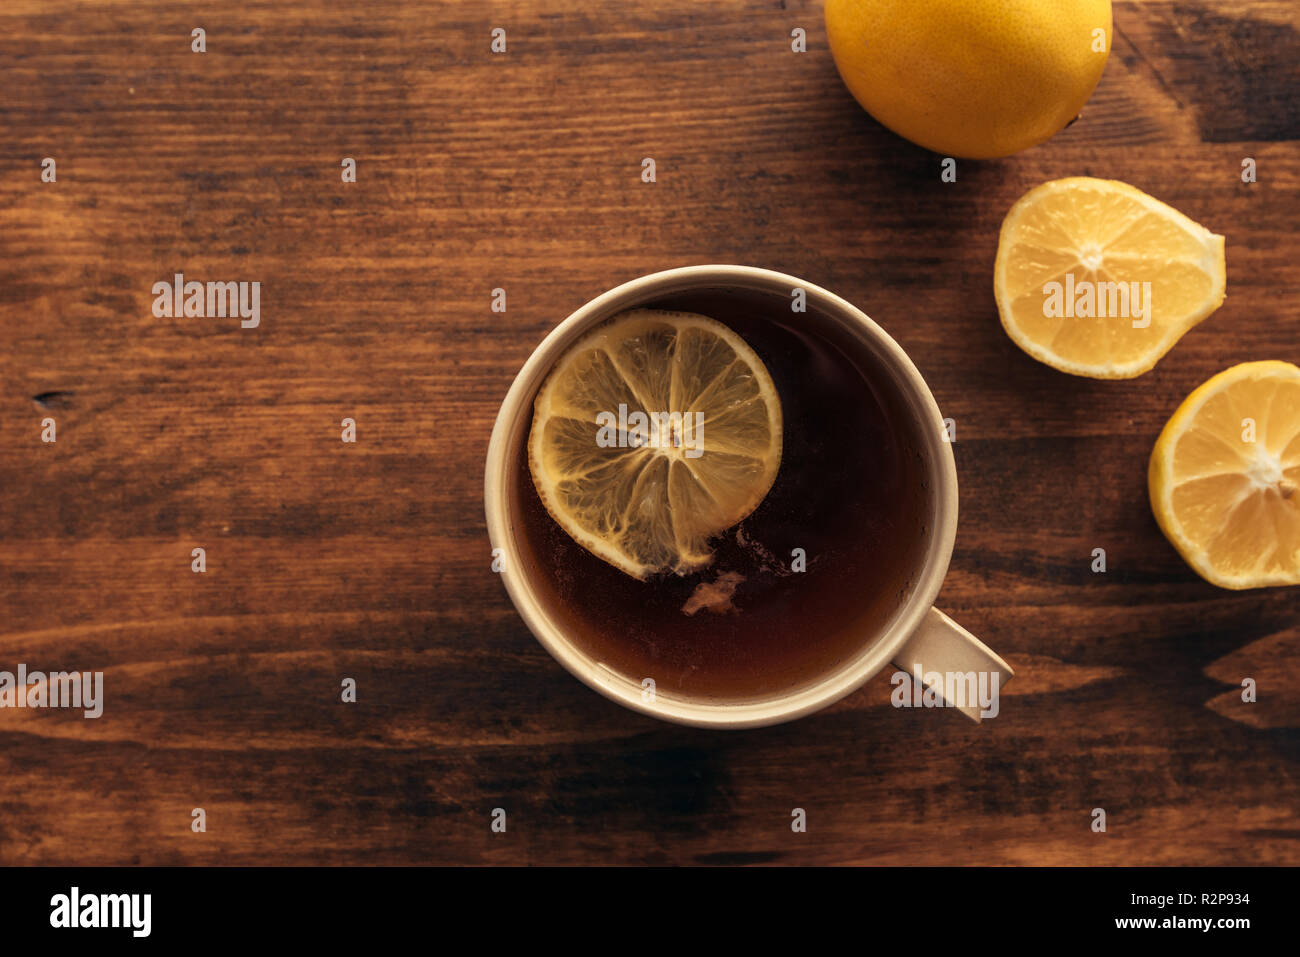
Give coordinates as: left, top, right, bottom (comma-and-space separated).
0, 0, 1297, 865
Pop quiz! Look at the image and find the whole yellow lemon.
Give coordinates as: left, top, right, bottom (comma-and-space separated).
825, 0, 1112, 159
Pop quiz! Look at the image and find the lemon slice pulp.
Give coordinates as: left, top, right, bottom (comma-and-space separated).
1149, 361, 1300, 589
995, 177, 1226, 379
528, 309, 783, 580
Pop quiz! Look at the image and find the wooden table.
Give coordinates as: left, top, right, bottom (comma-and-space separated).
1, 0, 1296, 866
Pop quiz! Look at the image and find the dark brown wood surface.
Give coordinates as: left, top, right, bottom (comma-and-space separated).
1, 0, 1297, 865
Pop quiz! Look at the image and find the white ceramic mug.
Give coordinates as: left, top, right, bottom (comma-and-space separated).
485, 265, 1013, 727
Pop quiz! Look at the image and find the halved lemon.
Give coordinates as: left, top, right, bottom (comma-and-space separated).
529, 309, 783, 580
1149, 361, 1300, 589
994, 177, 1226, 378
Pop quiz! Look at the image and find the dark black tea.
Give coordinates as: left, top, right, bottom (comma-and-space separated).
512, 287, 931, 701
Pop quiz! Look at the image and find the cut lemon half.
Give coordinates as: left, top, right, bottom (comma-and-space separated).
994, 177, 1226, 378
528, 308, 783, 580
1149, 361, 1300, 589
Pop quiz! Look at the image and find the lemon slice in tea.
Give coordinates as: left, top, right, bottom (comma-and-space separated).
528, 309, 783, 580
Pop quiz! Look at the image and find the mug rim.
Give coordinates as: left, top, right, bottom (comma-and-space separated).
484, 264, 958, 728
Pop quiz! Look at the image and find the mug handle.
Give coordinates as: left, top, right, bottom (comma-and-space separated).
891, 608, 1014, 723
